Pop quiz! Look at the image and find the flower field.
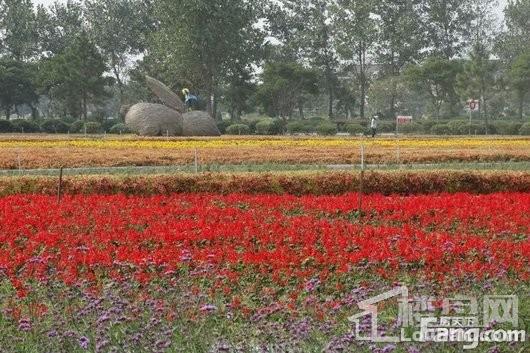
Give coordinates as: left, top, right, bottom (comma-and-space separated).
0, 136, 529, 168
0, 136, 529, 352
0, 190, 529, 352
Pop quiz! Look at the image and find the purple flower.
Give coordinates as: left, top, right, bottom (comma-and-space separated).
200, 304, 217, 313
407, 347, 421, 353
79, 336, 90, 350
382, 344, 396, 353
18, 318, 31, 332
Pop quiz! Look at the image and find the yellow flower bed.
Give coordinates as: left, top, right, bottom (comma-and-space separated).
0, 136, 529, 149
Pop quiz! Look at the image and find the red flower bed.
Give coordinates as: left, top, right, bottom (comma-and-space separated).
1, 193, 528, 293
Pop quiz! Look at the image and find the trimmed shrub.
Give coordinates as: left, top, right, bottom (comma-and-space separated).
269, 119, 286, 135
255, 120, 274, 135
494, 121, 522, 135
317, 122, 338, 136
216, 120, 228, 134
345, 123, 364, 136
398, 122, 423, 134
225, 124, 250, 135
69, 120, 85, 133
102, 119, 119, 132
41, 119, 70, 134
446, 120, 468, 135
421, 120, 437, 134
377, 121, 396, 133
109, 123, 132, 134
286, 121, 308, 134
1, 171, 529, 197
0, 120, 14, 133
11, 119, 40, 133
430, 124, 452, 135
85, 122, 102, 134
520, 123, 530, 136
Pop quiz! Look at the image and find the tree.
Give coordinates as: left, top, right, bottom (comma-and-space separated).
35, 0, 85, 56
405, 57, 463, 119
256, 62, 319, 119
495, 0, 530, 69
375, 0, 425, 118
333, 0, 378, 120
420, 0, 473, 59
509, 51, 530, 119
457, 43, 499, 132
222, 68, 257, 121
39, 32, 113, 120
85, 0, 154, 102
0, 0, 38, 60
278, 0, 338, 119
149, 0, 263, 117
0, 59, 38, 119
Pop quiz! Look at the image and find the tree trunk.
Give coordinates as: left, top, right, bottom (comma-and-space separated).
518, 92, 524, 120
328, 84, 334, 119
82, 94, 88, 121
298, 97, 305, 119
5, 107, 11, 121
359, 43, 367, 120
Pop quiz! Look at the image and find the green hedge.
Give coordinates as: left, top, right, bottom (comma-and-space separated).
226, 124, 250, 135
317, 122, 338, 136
40, 119, 70, 134
0, 120, 14, 133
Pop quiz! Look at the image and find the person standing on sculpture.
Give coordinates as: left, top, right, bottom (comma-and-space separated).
182, 88, 199, 111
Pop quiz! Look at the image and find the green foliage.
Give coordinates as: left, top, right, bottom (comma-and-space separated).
85, 0, 153, 99
0, 120, 14, 133
405, 57, 463, 118
69, 120, 85, 133
519, 123, 530, 136
101, 119, 119, 132
377, 121, 396, 133
11, 119, 40, 133
109, 123, 132, 134
150, 0, 263, 115
286, 121, 312, 134
430, 124, 452, 135
446, 120, 469, 135
84, 122, 102, 134
0, 59, 38, 119
40, 119, 70, 134
420, 0, 472, 59
0, 0, 38, 60
494, 121, 522, 135
256, 62, 319, 118
345, 123, 364, 136
269, 119, 286, 135
317, 122, 337, 136
398, 122, 423, 134
509, 51, 530, 119
216, 120, 229, 135
39, 32, 113, 120
225, 124, 250, 135
255, 120, 274, 135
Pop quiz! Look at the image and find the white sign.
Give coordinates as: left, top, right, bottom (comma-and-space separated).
467, 99, 480, 111
397, 116, 413, 124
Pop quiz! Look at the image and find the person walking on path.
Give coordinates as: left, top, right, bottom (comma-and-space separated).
370, 114, 379, 138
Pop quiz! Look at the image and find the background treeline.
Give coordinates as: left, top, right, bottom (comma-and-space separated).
0, 0, 529, 135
